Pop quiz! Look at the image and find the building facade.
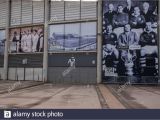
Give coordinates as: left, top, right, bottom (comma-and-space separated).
0, 0, 159, 84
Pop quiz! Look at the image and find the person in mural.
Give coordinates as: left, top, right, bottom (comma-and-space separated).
130, 6, 146, 28
12, 31, 20, 52
36, 28, 44, 52
123, 0, 134, 18
25, 30, 32, 52
68, 57, 76, 68
103, 3, 116, 26
141, 2, 154, 22
102, 24, 119, 76
112, 5, 129, 28
21, 31, 27, 52
118, 24, 139, 76
32, 29, 39, 52
152, 7, 158, 28
139, 22, 158, 76
118, 24, 139, 46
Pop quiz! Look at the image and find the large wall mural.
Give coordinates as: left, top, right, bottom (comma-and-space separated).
48, 22, 97, 52
102, 0, 158, 83
9, 26, 44, 53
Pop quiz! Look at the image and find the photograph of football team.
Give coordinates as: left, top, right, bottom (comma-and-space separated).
102, 0, 158, 82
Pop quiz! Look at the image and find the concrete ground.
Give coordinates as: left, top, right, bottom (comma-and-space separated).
0, 80, 160, 109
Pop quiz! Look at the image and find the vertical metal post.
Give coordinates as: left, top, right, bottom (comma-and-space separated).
97, 0, 102, 83
43, 0, 49, 82
4, 0, 10, 80
158, 0, 160, 84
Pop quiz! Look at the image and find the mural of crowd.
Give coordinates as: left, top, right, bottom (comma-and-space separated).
9, 26, 44, 53
102, 0, 158, 81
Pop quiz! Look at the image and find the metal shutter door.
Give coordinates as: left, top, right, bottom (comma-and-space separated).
11, 0, 21, 26
81, 1, 97, 19
65, 1, 80, 20
0, 0, 7, 27
21, 0, 32, 24
33, 0, 44, 23
50, 1, 64, 21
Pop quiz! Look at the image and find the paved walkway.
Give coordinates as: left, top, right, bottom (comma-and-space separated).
0, 81, 160, 109
0, 80, 43, 94
106, 84, 160, 109
0, 83, 101, 109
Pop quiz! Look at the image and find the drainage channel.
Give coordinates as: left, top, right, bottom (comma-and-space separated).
95, 85, 109, 109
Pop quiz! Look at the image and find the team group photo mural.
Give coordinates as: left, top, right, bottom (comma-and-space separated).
0, 30, 5, 55
102, 0, 158, 83
9, 26, 44, 53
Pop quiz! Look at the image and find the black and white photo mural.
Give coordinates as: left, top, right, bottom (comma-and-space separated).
48, 22, 97, 52
9, 26, 44, 53
102, 0, 158, 83
0, 30, 5, 55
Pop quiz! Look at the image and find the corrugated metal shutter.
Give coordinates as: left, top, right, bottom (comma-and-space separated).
33, 0, 44, 23
21, 0, 32, 24
81, 1, 97, 19
65, 1, 80, 20
50, 1, 64, 21
0, 0, 7, 27
11, 0, 21, 26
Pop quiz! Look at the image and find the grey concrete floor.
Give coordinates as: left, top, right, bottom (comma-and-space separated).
0, 80, 160, 109
0, 82, 101, 109
106, 84, 160, 109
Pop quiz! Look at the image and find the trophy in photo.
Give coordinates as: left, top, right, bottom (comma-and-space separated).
121, 50, 137, 76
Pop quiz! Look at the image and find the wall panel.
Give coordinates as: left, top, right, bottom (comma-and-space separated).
33, 0, 44, 23
0, 0, 7, 27
11, 0, 21, 26
65, 1, 80, 20
21, 0, 33, 24
50, 1, 64, 21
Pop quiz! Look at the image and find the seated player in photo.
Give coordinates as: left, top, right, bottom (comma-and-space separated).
130, 6, 146, 28
118, 24, 139, 47
139, 22, 158, 76
118, 24, 139, 76
102, 24, 119, 76
112, 5, 129, 28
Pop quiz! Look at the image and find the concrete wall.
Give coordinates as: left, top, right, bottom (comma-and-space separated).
48, 52, 97, 84
48, 67, 96, 84
8, 68, 43, 81
0, 67, 4, 80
